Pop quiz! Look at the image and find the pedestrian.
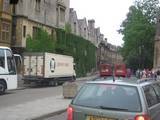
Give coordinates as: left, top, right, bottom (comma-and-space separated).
157, 70, 160, 79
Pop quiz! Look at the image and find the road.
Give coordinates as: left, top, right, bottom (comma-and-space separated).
0, 86, 62, 108
0, 76, 97, 120
0, 79, 89, 108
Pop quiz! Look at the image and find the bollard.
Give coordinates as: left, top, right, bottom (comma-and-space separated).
63, 81, 78, 99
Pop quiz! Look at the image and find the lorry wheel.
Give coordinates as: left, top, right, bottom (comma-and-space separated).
0, 81, 6, 95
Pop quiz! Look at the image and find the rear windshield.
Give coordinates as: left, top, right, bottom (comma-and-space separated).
72, 83, 141, 112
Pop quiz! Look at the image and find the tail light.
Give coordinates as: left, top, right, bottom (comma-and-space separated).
67, 106, 73, 120
135, 114, 151, 120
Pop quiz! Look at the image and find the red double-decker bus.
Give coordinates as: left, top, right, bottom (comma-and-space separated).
114, 64, 127, 77
99, 64, 113, 77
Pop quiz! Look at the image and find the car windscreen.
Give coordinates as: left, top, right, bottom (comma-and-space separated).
72, 83, 141, 112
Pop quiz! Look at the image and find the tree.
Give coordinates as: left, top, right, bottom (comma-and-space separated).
119, 0, 159, 70
26, 28, 55, 52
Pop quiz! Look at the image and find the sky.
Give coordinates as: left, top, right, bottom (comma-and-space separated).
70, 0, 134, 46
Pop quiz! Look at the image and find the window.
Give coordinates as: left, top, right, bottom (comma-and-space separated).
152, 84, 160, 102
32, 26, 40, 38
23, 25, 26, 38
35, 0, 41, 12
143, 85, 159, 107
0, 49, 5, 69
60, 8, 65, 23
3, 0, 10, 13
6, 50, 16, 74
74, 22, 76, 33
73, 84, 141, 112
1, 22, 10, 42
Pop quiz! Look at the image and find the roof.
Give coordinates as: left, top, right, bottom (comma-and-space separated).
87, 77, 159, 87
0, 46, 11, 50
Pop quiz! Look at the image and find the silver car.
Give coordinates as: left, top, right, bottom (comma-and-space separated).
67, 78, 160, 120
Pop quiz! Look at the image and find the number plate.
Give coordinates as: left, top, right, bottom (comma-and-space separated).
86, 116, 114, 120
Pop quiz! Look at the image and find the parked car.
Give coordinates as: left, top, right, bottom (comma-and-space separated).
67, 78, 160, 120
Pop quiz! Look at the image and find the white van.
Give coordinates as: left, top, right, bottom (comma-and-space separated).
0, 47, 17, 94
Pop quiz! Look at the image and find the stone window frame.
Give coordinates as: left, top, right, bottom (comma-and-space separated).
23, 25, 26, 38
35, 0, 41, 12
56, 1, 66, 26
1, 21, 10, 42
59, 7, 65, 23
2, 0, 11, 13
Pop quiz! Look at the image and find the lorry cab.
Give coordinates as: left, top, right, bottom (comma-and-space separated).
0, 47, 17, 94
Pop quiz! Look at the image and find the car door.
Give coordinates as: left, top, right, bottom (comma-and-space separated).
151, 83, 160, 120
143, 84, 160, 120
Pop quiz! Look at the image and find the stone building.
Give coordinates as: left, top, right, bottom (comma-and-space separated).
0, 0, 12, 47
78, 18, 89, 40
88, 19, 96, 45
97, 40, 123, 66
95, 27, 101, 47
69, 8, 79, 35
12, 0, 69, 52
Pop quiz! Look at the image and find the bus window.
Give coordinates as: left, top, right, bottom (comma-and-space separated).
14, 54, 22, 74
0, 49, 5, 69
6, 50, 16, 74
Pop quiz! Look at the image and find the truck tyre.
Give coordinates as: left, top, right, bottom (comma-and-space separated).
0, 81, 6, 95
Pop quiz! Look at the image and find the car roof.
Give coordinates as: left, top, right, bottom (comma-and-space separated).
87, 77, 159, 87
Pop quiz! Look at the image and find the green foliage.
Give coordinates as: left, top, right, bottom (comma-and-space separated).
55, 28, 96, 77
65, 23, 72, 34
119, 0, 159, 70
26, 28, 55, 52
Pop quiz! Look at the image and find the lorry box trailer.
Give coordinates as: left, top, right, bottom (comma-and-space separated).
23, 52, 76, 85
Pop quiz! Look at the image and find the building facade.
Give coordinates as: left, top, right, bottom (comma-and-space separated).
12, 0, 69, 52
154, 17, 160, 69
97, 40, 123, 66
69, 8, 79, 35
0, 0, 12, 47
78, 18, 89, 40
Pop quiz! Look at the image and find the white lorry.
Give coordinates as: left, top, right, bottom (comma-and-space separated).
0, 46, 17, 94
23, 52, 76, 85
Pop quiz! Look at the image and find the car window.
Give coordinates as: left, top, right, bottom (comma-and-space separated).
152, 84, 160, 102
143, 85, 159, 107
73, 83, 141, 112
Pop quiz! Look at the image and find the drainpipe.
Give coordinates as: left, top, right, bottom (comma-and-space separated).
10, 0, 19, 48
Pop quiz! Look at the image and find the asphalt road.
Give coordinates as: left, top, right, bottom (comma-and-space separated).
0, 78, 89, 109
0, 86, 62, 108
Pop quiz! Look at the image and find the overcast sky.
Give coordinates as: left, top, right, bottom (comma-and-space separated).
70, 0, 134, 46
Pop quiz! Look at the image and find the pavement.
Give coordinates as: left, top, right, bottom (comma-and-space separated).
0, 75, 98, 120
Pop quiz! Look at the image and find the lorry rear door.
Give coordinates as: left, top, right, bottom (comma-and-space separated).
23, 55, 44, 77
23, 56, 37, 76
37, 56, 44, 76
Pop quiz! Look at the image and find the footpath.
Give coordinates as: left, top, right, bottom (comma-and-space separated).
0, 75, 98, 120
